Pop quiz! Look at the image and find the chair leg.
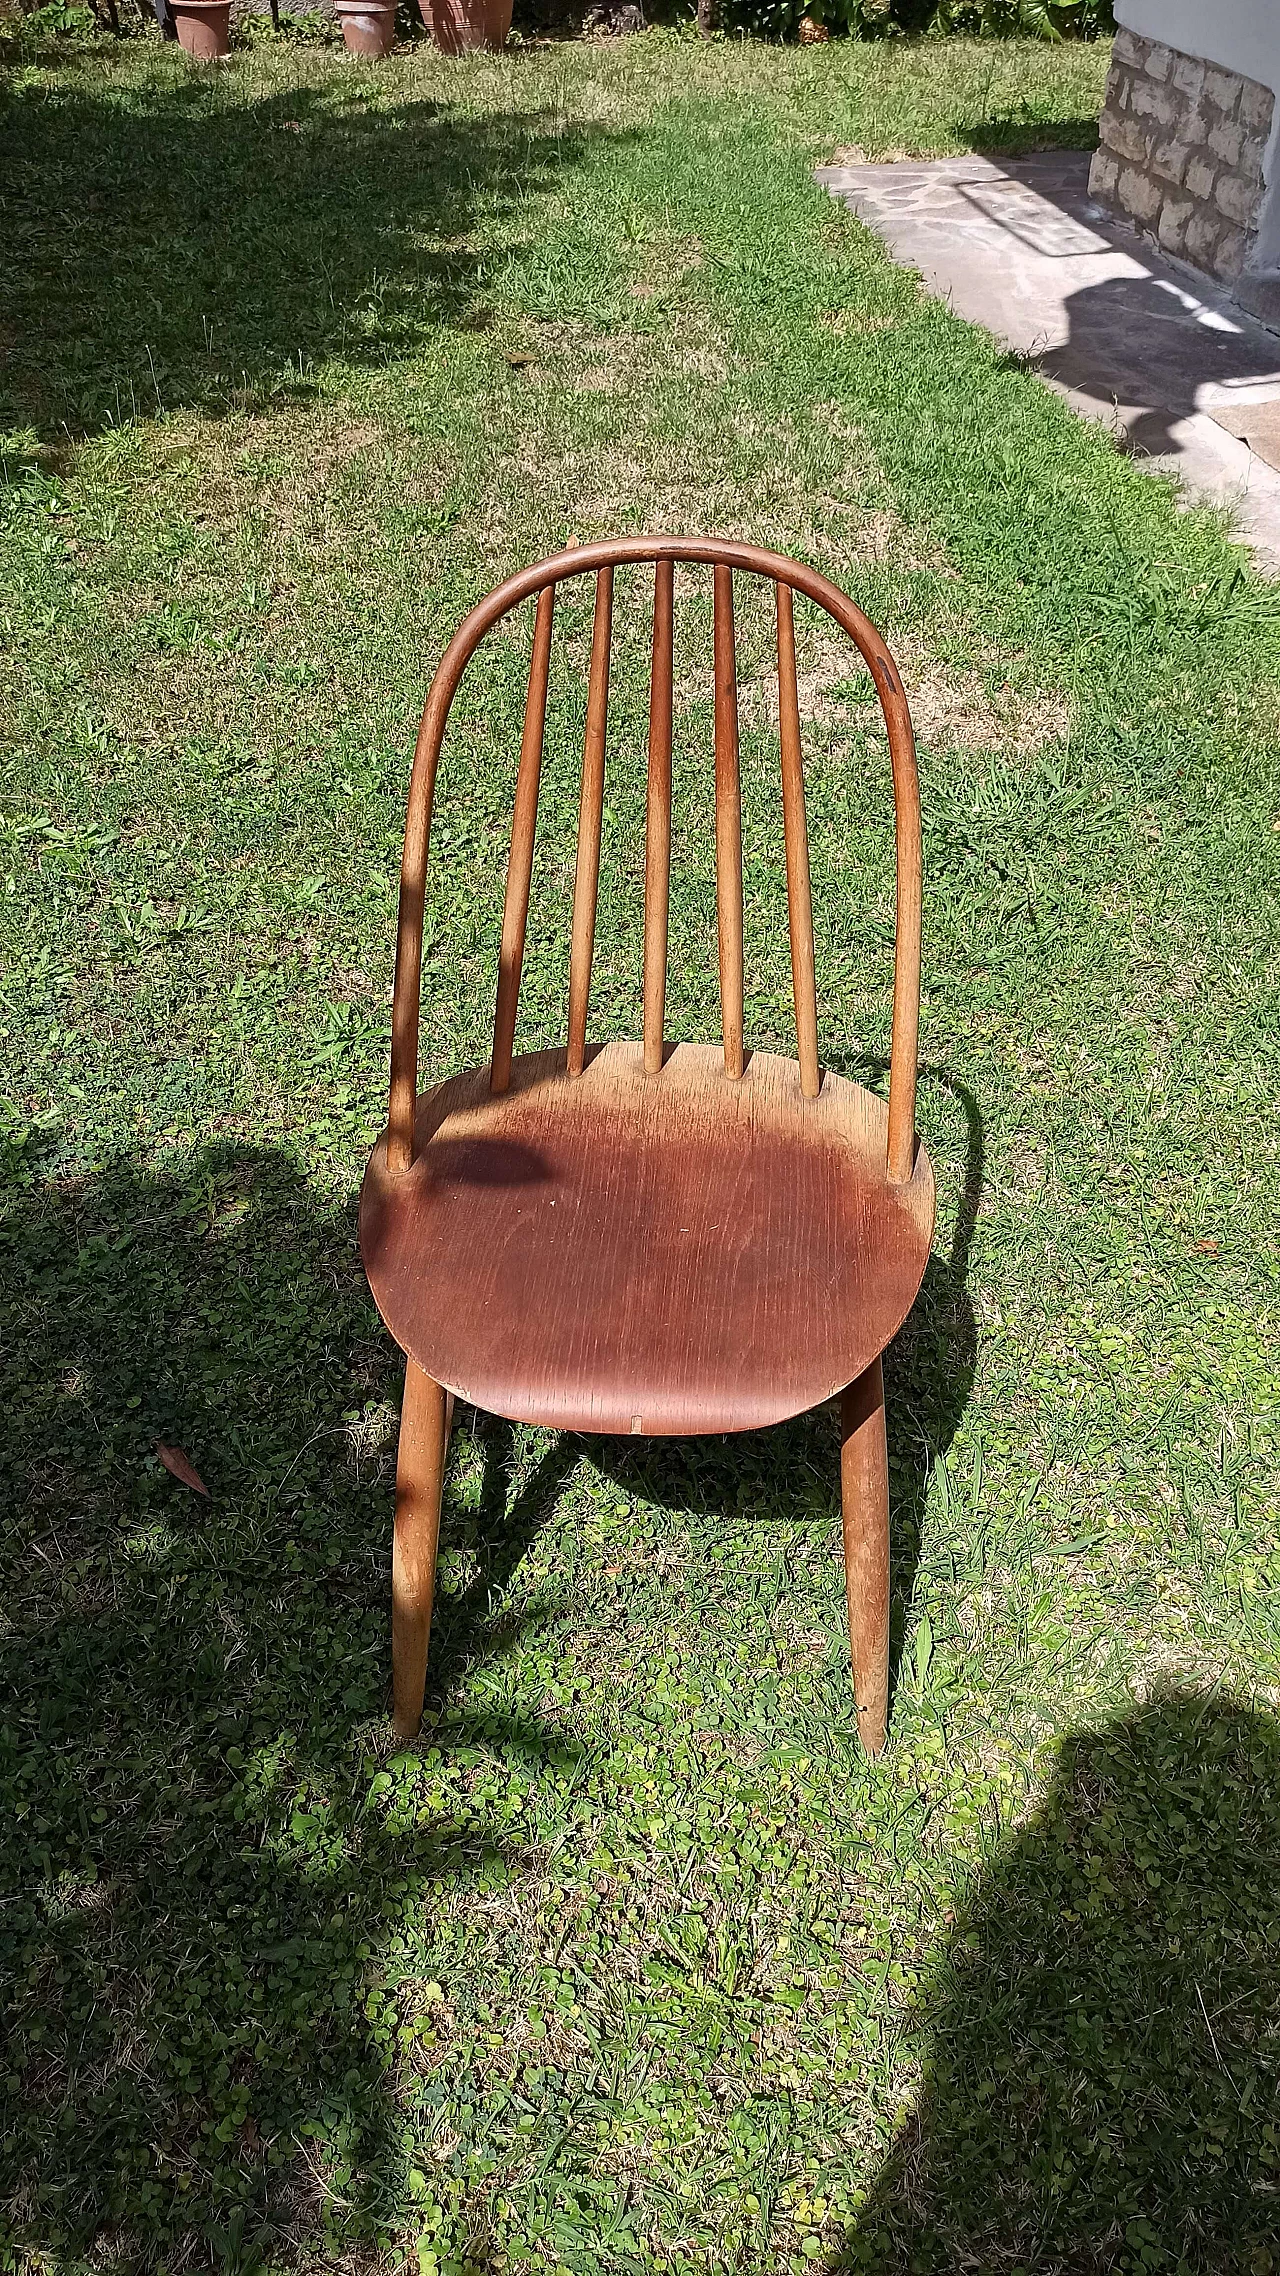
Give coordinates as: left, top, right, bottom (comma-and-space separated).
391, 1360, 450, 1741
840, 1355, 889, 1758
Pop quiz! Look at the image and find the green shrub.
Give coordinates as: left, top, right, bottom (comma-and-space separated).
231, 8, 341, 46
715, 0, 1113, 38
923, 0, 1112, 33
1, 0, 101, 41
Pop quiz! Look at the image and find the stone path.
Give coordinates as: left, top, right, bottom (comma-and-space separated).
816, 148, 1280, 570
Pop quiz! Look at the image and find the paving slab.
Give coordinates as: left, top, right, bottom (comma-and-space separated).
815, 149, 1280, 570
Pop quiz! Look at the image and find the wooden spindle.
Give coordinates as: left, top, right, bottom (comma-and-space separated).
776, 581, 820, 1100
491, 583, 555, 1095
644, 559, 674, 1076
567, 566, 613, 1077
870, 651, 921, 1186
713, 563, 744, 1080
886, 801, 921, 1180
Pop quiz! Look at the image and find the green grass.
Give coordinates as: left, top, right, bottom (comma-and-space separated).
3, 22, 1280, 2276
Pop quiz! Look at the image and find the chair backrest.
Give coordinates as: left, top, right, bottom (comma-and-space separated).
387, 537, 922, 1184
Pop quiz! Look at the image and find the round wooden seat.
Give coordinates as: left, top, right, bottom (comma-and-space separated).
360, 1041, 935, 1437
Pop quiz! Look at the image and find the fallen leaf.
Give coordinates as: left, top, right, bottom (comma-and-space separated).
156, 1442, 209, 1496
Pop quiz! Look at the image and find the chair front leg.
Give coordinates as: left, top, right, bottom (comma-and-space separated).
391, 1360, 450, 1740
840, 1355, 889, 1757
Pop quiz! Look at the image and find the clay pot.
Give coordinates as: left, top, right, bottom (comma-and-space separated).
419, 0, 511, 53
335, 0, 396, 51
170, 0, 231, 57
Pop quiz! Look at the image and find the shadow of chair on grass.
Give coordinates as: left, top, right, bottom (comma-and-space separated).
830, 1692, 1280, 2272
444, 1064, 982, 1731
0, 1138, 573, 2273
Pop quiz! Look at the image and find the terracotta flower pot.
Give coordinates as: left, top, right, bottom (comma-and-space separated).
170, 0, 231, 58
335, 0, 396, 51
420, 0, 511, 53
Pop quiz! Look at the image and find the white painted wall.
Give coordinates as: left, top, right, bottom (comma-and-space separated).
1114, 0, 1278, 94
1114, 0, 1280, 273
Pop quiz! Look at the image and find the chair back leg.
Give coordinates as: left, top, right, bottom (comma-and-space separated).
840, 1356, 889, 1756
392, 1361, 451, 1739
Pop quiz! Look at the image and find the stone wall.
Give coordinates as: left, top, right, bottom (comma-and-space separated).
1089, 25, 1274, 283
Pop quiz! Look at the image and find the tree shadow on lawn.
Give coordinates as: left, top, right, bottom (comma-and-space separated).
0, 1139, 574, 2272
830, 1692, 1280, 2273
450, 1065, 982, 1726
0, 60, 618, 446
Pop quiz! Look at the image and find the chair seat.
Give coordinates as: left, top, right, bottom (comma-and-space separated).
359, 1041, 935, 1436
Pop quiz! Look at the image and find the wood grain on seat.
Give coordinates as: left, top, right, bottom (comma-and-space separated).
361, 1041, 935, 1437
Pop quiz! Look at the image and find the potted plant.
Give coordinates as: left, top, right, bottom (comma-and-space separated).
334, 0, 395, 51
420, 0, 511, 51
169, 0, 231, 54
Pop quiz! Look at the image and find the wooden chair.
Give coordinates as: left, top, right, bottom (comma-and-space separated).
359, 537, 934, 1755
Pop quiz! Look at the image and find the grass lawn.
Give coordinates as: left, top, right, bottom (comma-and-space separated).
4, 20, 1280, 2275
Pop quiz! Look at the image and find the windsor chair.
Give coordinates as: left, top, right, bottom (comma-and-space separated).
359, 537, 935, 1755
